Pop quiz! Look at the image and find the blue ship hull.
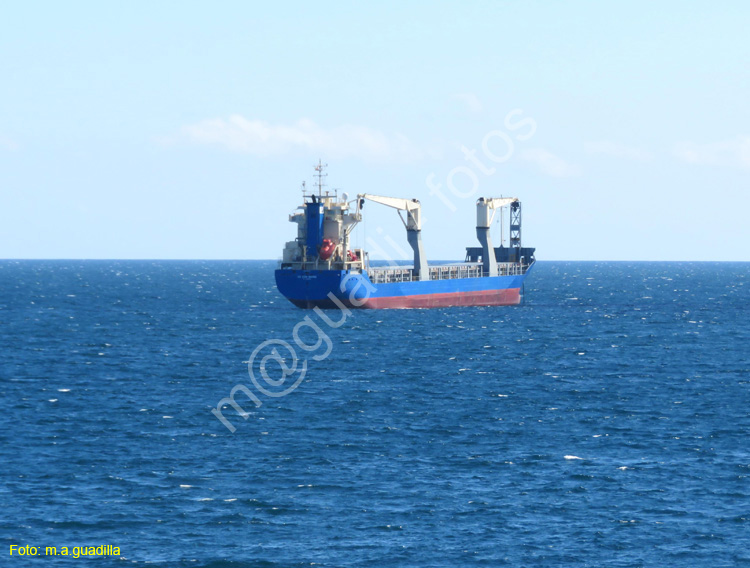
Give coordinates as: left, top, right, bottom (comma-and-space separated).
275, 266, 533, 309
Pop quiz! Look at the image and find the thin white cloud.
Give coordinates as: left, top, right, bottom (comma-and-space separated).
453, 93, 483, 113
520, 148, 580, 178
674, 135, 750, 169
0, 135, 19, 151
180, 115, 428, 163
584, 140, 650, 161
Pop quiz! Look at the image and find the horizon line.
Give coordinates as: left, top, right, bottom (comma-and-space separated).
1, 258, 749, 263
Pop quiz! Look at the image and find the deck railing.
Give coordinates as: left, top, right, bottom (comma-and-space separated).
367, 262, 529, 284
279, 259, 366, 271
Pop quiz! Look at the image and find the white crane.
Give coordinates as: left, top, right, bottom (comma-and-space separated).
357, 193, 429, 280
476, 197, 518, 276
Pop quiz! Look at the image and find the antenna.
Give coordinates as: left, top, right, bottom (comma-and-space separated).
314, 159, 328, 197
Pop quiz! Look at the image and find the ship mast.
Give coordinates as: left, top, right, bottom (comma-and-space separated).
314, 159, 328, 197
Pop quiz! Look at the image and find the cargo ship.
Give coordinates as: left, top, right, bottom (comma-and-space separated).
275, 163, 535, 309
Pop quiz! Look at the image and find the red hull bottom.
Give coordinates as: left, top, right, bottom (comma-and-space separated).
359, 288, 521, 309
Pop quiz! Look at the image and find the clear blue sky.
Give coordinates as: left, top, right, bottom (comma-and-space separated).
1, 1, 748, 260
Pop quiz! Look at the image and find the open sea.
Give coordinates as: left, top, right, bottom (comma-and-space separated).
1, 260, 748, 567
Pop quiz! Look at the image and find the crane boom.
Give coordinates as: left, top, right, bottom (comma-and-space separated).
357, 193, 428, 280
358, 193, 422, 230
484, 197, 518, 209
476, 197, 518, 228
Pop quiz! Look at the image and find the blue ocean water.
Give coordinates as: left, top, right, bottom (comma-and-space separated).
1, 260, 748, 567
